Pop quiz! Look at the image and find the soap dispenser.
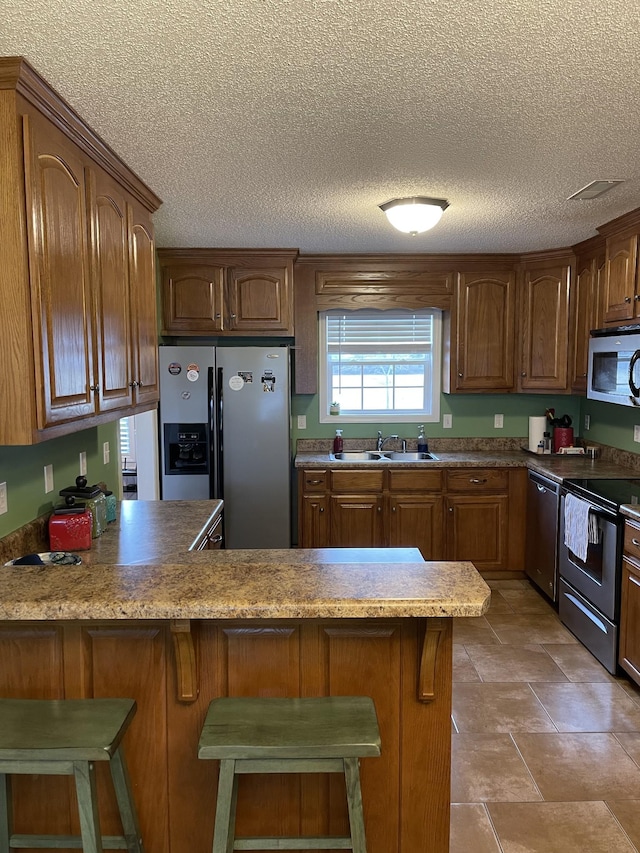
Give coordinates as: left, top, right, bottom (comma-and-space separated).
333, 429, 344, 454
417, 425, 429, 453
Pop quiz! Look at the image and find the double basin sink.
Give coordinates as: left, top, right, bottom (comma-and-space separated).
332, 450, 438, 462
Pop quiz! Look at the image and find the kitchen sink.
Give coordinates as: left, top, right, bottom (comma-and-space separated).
331, 450, 438, 461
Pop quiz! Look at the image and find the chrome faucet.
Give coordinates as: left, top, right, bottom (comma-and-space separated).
377, 431, 399, 451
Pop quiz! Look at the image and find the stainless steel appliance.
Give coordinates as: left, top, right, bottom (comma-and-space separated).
587, 325, 640, 406
558, 478, 640, 673
525, 472, 560, 602
158, 345, 291, 548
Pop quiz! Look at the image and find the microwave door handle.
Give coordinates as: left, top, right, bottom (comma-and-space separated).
629, 349, 640, 397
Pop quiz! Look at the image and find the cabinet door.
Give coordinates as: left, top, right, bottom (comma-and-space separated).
87, 168, 134, 411
452, 272, 515, 391
161, 264, 225, 333
620, 556, 640, 684
23, 112, 96, 427
445, 494, 509, 570
300, 494, 329, 547
128, 200, 159, 406
388, 495, 444, 559
330, 495, 384, 547
519, 262, 571, 392
603, 232, 638, 324
227, 267, 292, 333
570, 254, 601, 393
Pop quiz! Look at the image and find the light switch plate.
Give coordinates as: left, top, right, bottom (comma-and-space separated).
635, 425, 640, 443
0, 482, 7, 515
584, 414, 591, 430
494, 414, 504, 428
79, 451, 87, 476
44, 465, 54, 494
297, 415, 307, 429
443, 414, 453, 429
103, 441, 110, 464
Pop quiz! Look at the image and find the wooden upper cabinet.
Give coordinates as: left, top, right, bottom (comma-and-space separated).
518, 255, 573, 392
128, 200, 159, 406
570, 242, 605, 393
603, 230, 639, 324
0, 57, 161, 444
159, 250, 297, 336
161, 263, 225, 333
446, 270, 515, 392
24, 111, 96, 428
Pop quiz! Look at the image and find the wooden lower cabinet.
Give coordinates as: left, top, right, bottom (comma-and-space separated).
619, 521, 640, 683
298, 466, 525, 570
0, 617, 452, 853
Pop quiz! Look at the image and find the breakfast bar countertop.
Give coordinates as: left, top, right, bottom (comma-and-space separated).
0, 499, 490, 622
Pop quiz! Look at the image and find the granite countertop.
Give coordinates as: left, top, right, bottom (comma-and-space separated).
294, 449, 637, 483
0, 500, 490, 621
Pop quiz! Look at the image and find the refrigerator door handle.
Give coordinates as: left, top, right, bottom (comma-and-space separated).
215, 366, 224, 500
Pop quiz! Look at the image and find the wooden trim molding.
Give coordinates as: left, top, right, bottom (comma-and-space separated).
170, 619, 198, 703
417, 618, 446, 703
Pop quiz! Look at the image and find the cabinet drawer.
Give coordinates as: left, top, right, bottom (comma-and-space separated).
301, 470, 328, 492
388, 469, 443, 492
624, 521, 640, 564
445, 469, 509, 492
330, 470, 385, 493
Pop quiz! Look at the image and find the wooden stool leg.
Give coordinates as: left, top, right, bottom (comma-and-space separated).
344, 758, 367, 853
110, 747, 144, 853
73, 761, 104, 853
0, 774, 10, 853
212, 759, 238, 853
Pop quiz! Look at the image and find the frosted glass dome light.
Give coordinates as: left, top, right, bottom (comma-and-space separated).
379, 197, 449, 235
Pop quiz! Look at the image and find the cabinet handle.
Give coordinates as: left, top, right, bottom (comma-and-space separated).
458, 372, 463, 378
635, 295, 640, 302
536, 484, 547, 493
521, 371, 527, 377
89, 384, 99, 392
625, 296, 632, 303
307, 479, 322, 485
129, 380, 139, 387
319, 507, 324, 513
209, 534, 223, 544
215, 313, 221, 318
392, 505, 396, 512
449, 506, 453, 512
230, 313, 237, 319
138, 380, 144, 387
377, 506, 382, 512
470, 478, 487, 484
629, 574, 640, 588
632, 539, 640, 547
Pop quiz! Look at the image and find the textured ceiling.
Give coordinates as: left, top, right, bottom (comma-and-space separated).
2, 0, 640, 253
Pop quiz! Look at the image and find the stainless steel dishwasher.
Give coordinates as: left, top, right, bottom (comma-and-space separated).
525, 471, 560, 602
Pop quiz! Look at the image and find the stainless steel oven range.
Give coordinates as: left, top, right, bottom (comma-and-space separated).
559, 478, 640, 674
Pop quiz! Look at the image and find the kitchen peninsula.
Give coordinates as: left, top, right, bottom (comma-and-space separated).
0, 501, 489, 853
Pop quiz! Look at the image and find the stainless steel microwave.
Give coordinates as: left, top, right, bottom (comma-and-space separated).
588, 325, 640, 406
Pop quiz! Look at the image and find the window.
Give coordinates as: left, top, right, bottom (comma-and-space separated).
319, 309, 441, 423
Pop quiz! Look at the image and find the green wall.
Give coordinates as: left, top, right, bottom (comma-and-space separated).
290, 392, 583, 445
0, 422, 120, 538
582, 399, 640, 453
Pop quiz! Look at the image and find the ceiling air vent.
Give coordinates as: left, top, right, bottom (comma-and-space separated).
567, 180, 624, 200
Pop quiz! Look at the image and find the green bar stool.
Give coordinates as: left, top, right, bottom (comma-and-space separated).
198, 696, 381, 852
0, 698, 143, 853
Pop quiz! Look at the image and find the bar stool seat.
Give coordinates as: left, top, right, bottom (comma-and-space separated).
198, 695, 381, 852
0, 698, 143, 853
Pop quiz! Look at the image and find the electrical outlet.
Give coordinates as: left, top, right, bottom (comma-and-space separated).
584, 414, 591, 430
443, 414, 453, 429
44, 464, 54, 494
494, 414, 504, 429
103, 441, 110, 464
0, 482, 7, 515
635, 426, 640, 443
297, 415, 307, 429
79, 451, 87, 476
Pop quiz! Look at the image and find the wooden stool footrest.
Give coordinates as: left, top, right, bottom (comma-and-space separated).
234, 838, 353, 850
8, 833, 132, 849
236, 758, 345, 774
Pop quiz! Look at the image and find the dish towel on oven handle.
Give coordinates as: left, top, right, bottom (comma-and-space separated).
564, 493, 600, 563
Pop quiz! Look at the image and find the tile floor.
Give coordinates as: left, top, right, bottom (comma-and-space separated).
450, 578, 640, 852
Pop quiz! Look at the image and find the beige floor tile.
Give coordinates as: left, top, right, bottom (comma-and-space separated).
465, 643, 569, 683
453, 683, 557, 733
484, 593, 514, 615
485, 612, 579, 644
497, 587, 554, 614
450, 803, 501, 853
486, 579, 530, 590
451, 733, 542, 803
487, 801, 637, 852
614, 731, 640, 765
530, 682, 640, 732
452, 644, 481, 682
452, 616, 500, 645
619, 677, 640, 706
542, 642, 617, 682
606, 800, 640, 850
513, 732, 640, 800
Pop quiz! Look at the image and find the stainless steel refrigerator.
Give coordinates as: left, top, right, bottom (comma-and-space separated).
158, 345, 291, 548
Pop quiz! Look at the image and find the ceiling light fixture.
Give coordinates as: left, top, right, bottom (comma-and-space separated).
379, 196, 449, 235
